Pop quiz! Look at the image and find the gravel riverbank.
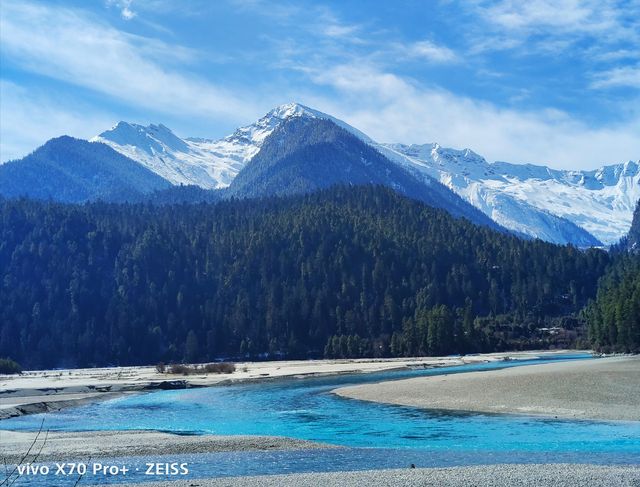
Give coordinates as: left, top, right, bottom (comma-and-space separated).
107, 464, 640, 487
0, 430, 334, 463
334, 356, 640, 421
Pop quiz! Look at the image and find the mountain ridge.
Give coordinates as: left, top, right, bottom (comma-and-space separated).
92, 103, 636, 244
379, 142, 638, 245
2, 102, 636, 245
0, 136, 170, 203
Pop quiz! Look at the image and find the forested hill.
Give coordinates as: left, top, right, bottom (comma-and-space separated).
586, 255, 640, 353
585, 199, 640, 353
0, 186, 610, 368
0, 136, 171, 202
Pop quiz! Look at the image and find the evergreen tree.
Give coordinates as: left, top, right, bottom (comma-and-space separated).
0, 186, 610, 367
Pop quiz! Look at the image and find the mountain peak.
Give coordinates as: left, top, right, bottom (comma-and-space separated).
250, 102, 373, 144
622, 159, 639, 175
267, 102, 317, 120
94, 120, 188, 154
97, 121, 144, 138
429, 144, 487, 168
96, 121, 178, 140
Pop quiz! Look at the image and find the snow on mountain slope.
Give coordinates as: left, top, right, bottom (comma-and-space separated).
488, 160, 640, 245
92, 103, 370, 190
379, 143, 638, 245
92, 122, 247, 189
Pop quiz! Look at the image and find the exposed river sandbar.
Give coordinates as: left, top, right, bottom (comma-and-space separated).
334, 356, 640, 421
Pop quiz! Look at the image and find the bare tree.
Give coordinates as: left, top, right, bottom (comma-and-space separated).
1, 418, 48, 486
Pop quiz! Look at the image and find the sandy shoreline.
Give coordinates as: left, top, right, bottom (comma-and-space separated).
0, 350, 574, 420
334, 356, 640, 421
108, 464, 640, 487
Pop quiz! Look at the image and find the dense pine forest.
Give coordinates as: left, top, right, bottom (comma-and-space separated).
586, 200, 640, 353
0, 186, 613, 368
586, 256, 640, 353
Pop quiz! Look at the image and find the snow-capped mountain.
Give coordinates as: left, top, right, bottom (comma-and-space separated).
92, 122, 246, 189
378, 143, 639, 245
92, 103, 370, 190
89, 102, 637, 245
224, 115, 499, 230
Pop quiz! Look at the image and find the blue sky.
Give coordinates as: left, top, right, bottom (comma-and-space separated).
1, 0, 639, 168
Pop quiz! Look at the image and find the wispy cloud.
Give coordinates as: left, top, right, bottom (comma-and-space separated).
591, 49, 640, 63
404, 40, 458, 63
462, 0, 640, 92
472, 0, 637, 39
591, 65, 640, 89
316, 7, 367, 44
482, 0, 597, 31
324, 23, 358, 38
303, 62, 640, 169
0, 1, 259, 122
465, 0, 640, 61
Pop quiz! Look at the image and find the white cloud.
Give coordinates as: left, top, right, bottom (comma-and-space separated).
0, 1, 259, 123
591, 65, 640, 89
482, 0, 598, 31
465, 1, 640, 65
107, 0, 136, 20
474, 0, 635, 38
315, 6, 367, 45
0, 82, 115, 162
304, 63, 640, 169
462, 1, 640, 95
405, 40, 458, 63
324, 23, 359, 39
